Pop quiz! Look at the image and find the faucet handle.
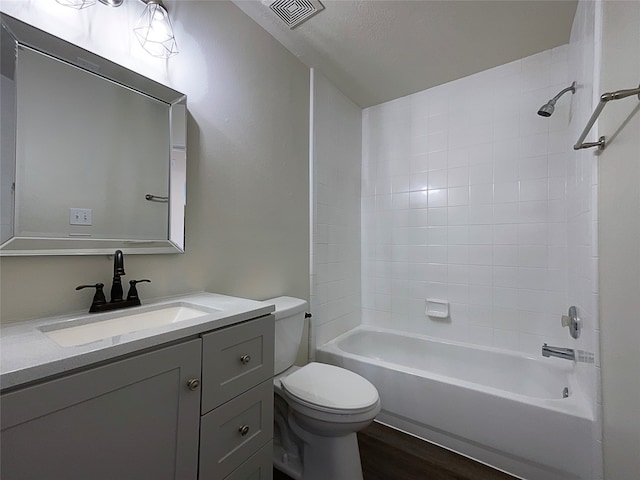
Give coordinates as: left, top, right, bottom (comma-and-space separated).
76, 283, 107, 311
561, 306, 581, 339
126, 279, 151, 301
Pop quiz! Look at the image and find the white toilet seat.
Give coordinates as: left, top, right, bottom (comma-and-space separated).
279, 362, 381, 420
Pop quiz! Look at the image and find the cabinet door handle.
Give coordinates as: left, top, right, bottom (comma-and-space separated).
239, 425, 250, 436
240, 354, 251, 365
187, 378, 200, 391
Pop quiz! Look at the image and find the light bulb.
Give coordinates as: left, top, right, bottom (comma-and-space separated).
56, 0, 97, 9
134, 1, 178, 59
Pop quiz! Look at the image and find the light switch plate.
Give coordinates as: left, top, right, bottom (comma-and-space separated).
70, 208, 92, 226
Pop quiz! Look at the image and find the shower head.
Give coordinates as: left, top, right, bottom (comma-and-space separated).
537, 102, 555, 117
537, 81, 576, 117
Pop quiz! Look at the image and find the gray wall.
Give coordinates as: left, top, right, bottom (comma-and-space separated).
599, 1, 640, 477
0, 0, 309, 322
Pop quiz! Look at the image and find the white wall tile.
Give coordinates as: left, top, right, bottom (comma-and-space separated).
410, 173, 429, 192
469, 205, 494, 225
311, 71, 362, 357
494, 224, 519, 244
468, 265, 493, 286
494, 266, 518, 287
448, 167, 470, 187
428, 169, 448, 189
428, 151, 448, 171
428, 189, 447, 207
519, 155, 549, 180
447, 206, 469, 225
428, 226, 448, 245
494, 182, 519, 203
494, 203, 520, 224
428, 207, 447, 225
360, 43, 597, 365
410, 190, 429, 208
469, 245, 493, 265
520, 179, 549, 202
448, 186, 470, 206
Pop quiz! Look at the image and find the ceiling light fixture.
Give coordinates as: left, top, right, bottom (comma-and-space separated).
133, 0, 178, 59
54, 0, 178, 59
55, 0, 97, 9
98, 0, 124, 6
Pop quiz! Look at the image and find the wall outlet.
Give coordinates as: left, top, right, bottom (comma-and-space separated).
70, 208, 92, 226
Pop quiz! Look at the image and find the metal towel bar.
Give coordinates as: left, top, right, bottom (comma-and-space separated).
574, 84, 640, 151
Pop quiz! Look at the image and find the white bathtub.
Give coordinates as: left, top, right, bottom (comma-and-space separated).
316, 326, 595, 480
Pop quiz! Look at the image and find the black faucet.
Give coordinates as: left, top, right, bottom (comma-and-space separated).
111, 249, 126, 303
76, 250, 151, 313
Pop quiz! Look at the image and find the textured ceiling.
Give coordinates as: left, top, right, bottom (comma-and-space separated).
233, 0, 578, 108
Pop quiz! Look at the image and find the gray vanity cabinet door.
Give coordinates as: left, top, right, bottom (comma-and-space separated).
0, 339, 202, 480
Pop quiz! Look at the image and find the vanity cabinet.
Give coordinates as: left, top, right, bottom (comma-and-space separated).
200, 318, 275, 479
0, 315, 275, 480
1, 339, 202, 480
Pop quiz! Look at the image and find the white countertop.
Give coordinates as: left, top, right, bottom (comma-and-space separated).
0, 292, 274, 391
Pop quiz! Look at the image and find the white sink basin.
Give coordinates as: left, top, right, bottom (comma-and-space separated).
41, 303, 212, 347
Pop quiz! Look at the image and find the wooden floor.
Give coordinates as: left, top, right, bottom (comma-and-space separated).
273, 421, 517, 480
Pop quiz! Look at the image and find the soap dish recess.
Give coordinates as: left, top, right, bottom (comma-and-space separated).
426, 298, 449, 318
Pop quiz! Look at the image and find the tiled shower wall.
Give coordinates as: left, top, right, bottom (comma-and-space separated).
362, 46, 583, 355
310, 70, 362, 357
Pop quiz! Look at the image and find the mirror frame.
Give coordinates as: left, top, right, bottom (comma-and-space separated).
0, 13, 187, 256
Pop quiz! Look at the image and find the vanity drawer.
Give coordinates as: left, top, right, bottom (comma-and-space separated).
224, 441, 273, 480
199, 380, 273, 479
201, 316, 274, 414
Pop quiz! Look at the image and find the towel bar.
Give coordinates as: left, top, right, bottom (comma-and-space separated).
574, 84, 640, 151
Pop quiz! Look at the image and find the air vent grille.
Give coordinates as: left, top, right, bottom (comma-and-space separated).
268, 0, 325, 29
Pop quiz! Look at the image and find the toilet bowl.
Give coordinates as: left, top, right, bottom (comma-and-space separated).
266, 297, 381, 480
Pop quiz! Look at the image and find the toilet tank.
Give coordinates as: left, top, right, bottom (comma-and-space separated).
264, 296, 308, 375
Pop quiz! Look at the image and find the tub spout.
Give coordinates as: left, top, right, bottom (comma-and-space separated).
542, 344, 575, 361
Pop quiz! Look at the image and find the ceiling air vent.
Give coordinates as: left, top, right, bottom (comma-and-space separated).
264, 0, 325, 29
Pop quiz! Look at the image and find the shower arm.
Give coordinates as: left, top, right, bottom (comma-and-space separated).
538, 81, 577, 117
548, 83, 577, 105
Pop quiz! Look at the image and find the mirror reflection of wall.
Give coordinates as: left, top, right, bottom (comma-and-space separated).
169, 103, 186, 244
15, 46, 170, 241
0, 73, 16, 245
1, 23, 16, 245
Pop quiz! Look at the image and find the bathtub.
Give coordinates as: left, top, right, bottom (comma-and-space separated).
316, 326, 595, 480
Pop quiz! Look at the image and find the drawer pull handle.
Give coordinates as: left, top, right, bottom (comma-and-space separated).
239, 425, 250, 436
240, 354, 251, 365
187, 378, 200, 391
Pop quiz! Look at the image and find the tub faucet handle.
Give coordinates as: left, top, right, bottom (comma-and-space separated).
560, 306, 580, 339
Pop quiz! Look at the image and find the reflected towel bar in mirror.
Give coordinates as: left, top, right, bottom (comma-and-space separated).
145, 194, 169, 203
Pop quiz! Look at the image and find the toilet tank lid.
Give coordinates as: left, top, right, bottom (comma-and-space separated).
263, 296, 308, 320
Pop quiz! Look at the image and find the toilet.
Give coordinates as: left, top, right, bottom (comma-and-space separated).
266, 296, 381, 480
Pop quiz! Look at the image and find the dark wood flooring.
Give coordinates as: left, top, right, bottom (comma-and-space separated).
273, 421, 517, 480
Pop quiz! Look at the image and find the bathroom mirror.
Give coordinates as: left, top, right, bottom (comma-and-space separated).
0, 14, 187, 256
